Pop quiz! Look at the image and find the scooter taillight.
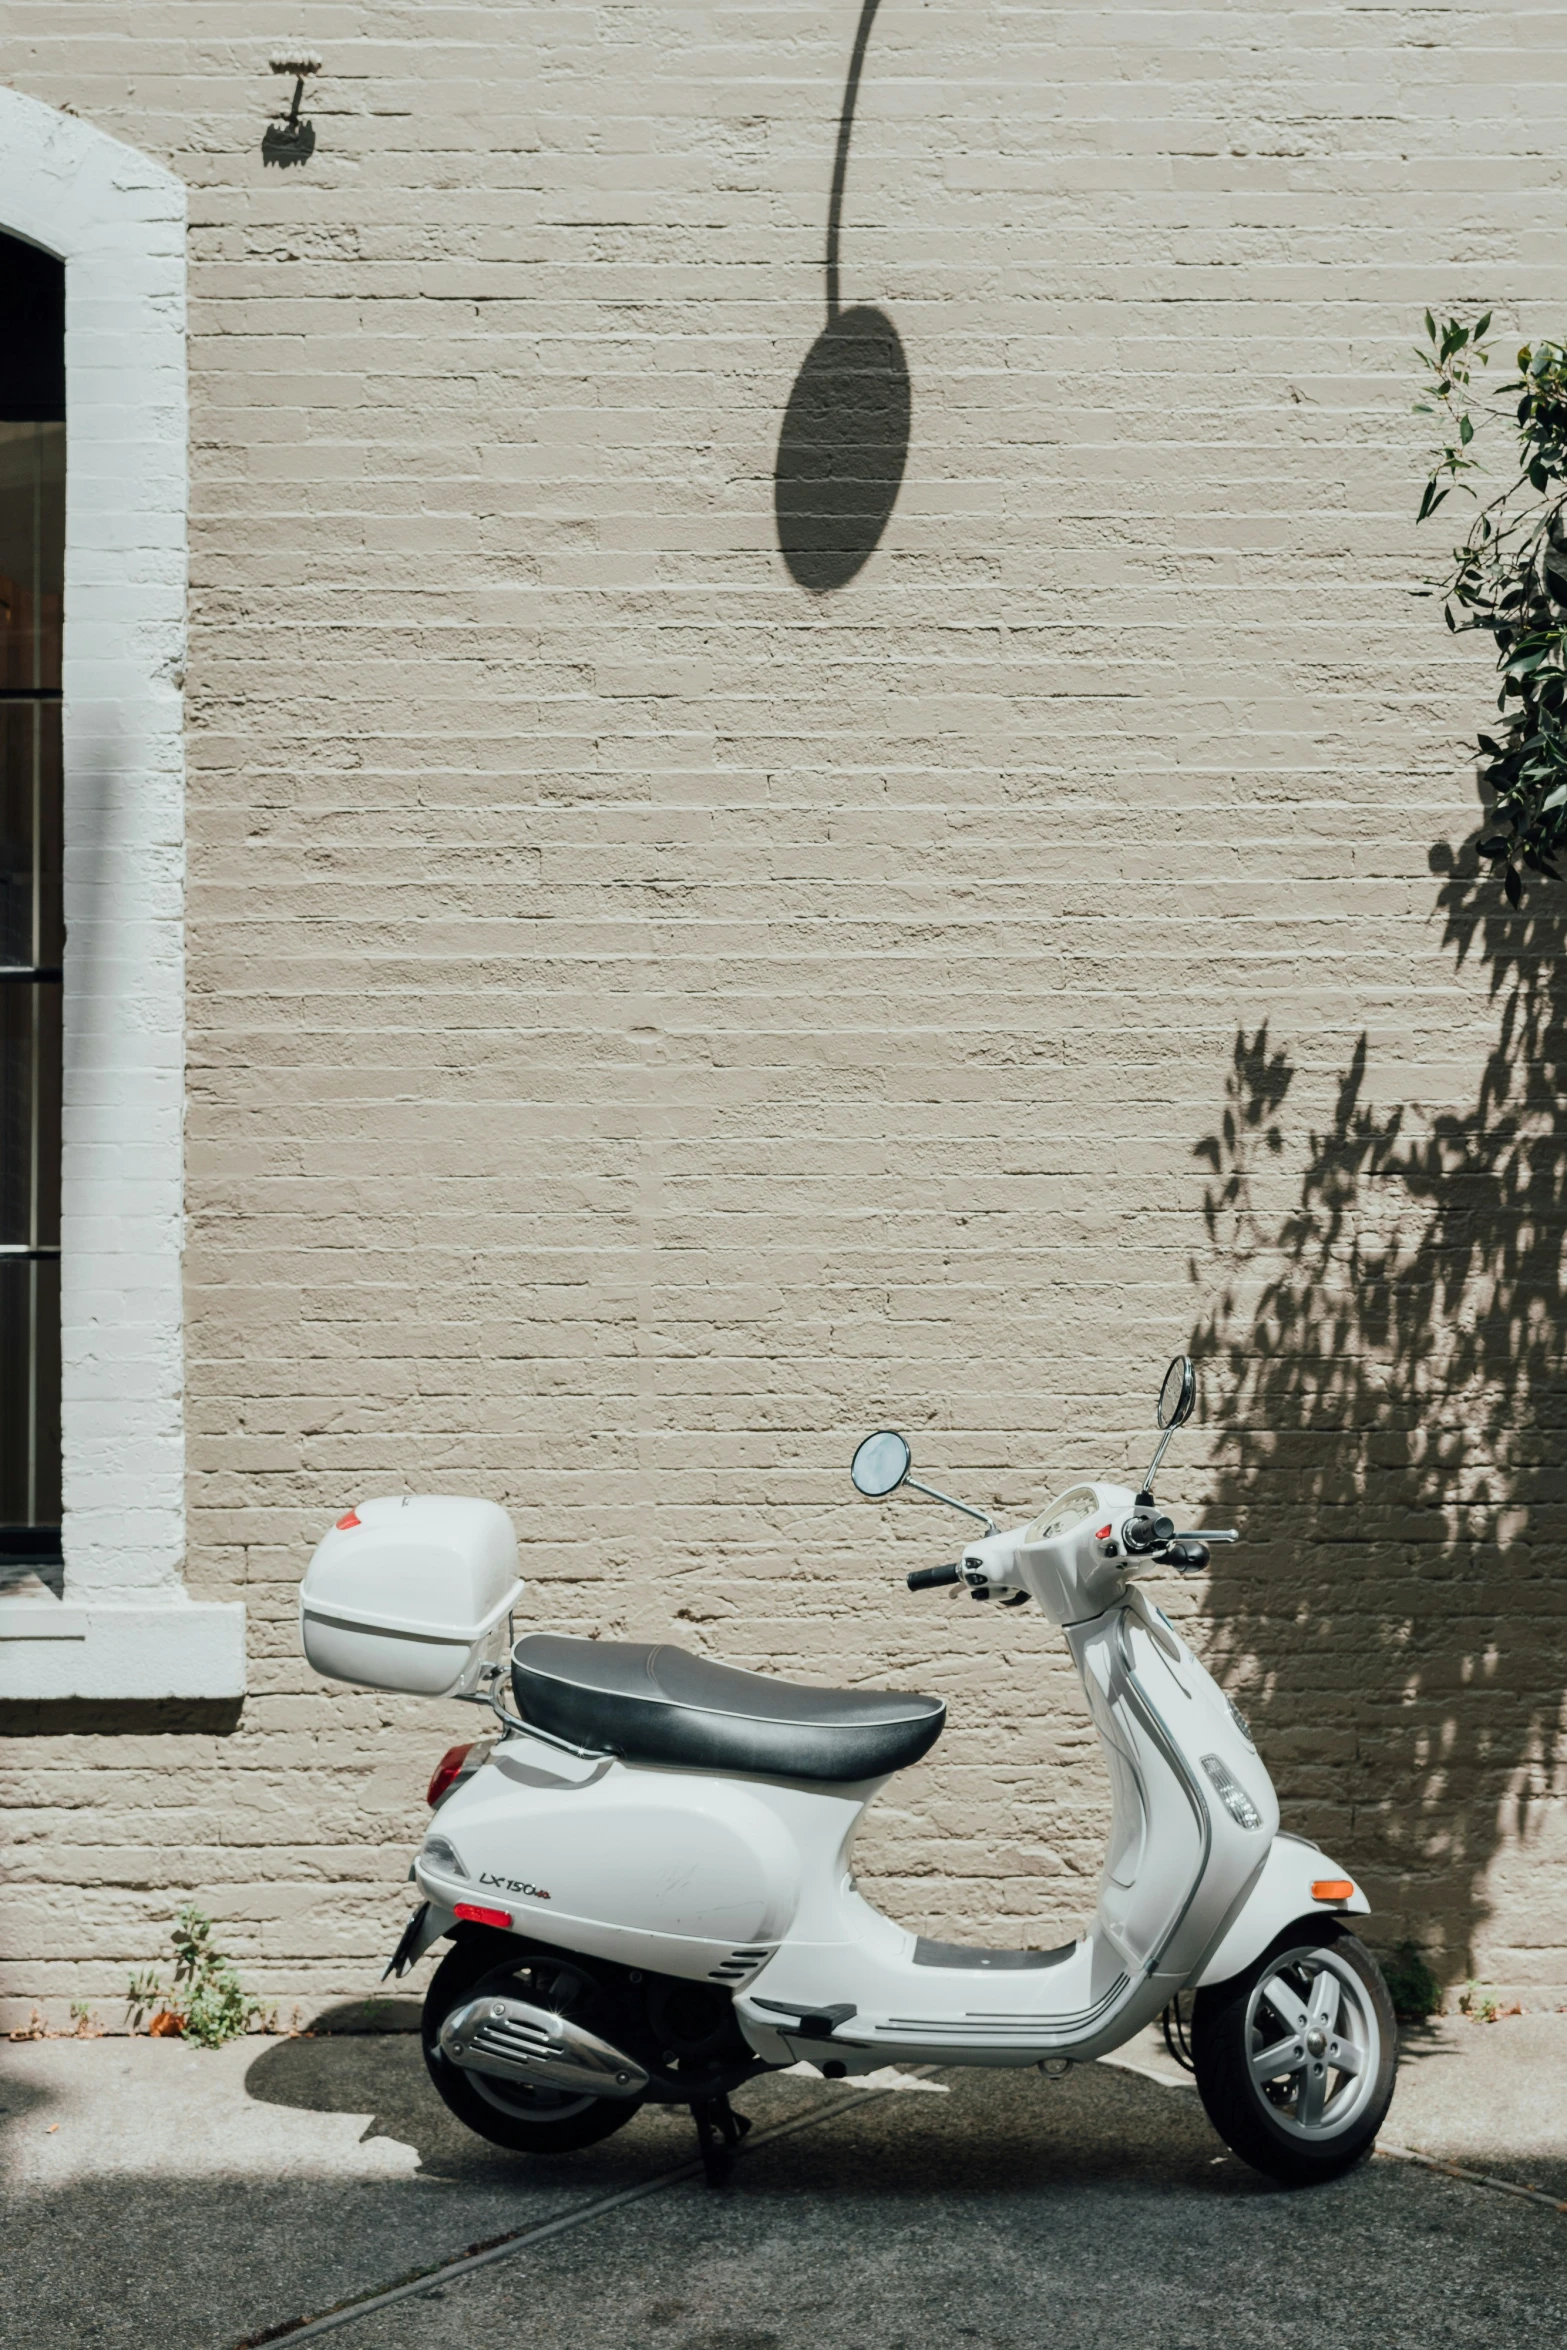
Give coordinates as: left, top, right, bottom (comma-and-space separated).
426, 1741, 476, 1808
454, 1901, 513, 1930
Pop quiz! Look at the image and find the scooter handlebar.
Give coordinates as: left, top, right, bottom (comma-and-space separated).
906, 1561, 963, 1592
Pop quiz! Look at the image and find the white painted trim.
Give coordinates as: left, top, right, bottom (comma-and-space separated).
0, 91, 243, 1699
0, 1599, 242, 1698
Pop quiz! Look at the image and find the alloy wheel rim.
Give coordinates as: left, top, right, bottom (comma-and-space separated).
1243, 1944, 1381, 2142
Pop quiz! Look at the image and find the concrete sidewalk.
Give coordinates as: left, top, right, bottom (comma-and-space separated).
2, 2011, 1562, 2350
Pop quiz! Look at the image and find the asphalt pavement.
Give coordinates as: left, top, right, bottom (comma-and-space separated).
1, 2011, 1561, 2350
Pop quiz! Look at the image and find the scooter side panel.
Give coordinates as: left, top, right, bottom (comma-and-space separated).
419, 1745, 802, 1981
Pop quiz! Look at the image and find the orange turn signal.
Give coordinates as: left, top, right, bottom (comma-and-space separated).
1311, 1878, 1355, 1903
454, 1902, 513, 1930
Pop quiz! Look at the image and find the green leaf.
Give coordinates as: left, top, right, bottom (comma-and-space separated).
1475, 311, 1492, 340
1476, 835, 1510, 858
1543, 785, 1567, 811
1425, 308, 1437, 342
1504, 863, 1523, 905
1459, 413, 1474, 445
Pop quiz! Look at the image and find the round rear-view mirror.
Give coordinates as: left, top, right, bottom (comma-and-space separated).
850, 1430, 912, 1498
1157, 1355, 1197, 1431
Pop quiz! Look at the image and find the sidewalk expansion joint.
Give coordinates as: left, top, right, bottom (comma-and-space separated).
1100, 2049, 1567, 2220
225, 2070, 939, 2350
1377, 2141, 1567, 2216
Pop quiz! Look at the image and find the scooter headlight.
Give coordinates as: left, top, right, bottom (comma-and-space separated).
1200, 1753, 1264, 1831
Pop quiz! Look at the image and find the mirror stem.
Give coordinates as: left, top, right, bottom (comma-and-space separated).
903, 1477, 997, 1535
1140, 1422, 1178, 1497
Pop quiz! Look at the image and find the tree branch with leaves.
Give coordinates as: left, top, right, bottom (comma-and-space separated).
1416, 311, 1567, 903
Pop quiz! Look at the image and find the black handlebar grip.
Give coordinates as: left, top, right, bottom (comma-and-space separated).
906, 1561, 963, 1591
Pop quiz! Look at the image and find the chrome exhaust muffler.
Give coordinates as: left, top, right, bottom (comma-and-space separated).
437, 1994, 649, 2099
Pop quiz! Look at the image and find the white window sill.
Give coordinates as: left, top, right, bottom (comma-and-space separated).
0, 1596, 246, 1699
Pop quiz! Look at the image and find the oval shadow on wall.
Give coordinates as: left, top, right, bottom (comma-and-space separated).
775, 0, 911, 593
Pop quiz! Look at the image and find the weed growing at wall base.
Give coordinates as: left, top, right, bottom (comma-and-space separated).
1458, 1981, 1523, 2023
126, 1905, 268, 2047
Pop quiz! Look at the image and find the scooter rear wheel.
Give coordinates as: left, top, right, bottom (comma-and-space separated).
1190, 1921, 1397, 2186
422, 1931, 646, 2155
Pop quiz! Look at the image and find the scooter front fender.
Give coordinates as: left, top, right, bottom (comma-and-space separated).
1194, 1833, 1370, 1988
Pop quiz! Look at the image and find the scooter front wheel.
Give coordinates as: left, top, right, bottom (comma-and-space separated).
1190, 1921, 1397, 2186
422, 1931, 646, 2155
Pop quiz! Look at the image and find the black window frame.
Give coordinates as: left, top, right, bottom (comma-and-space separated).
0, 227, 65, 1591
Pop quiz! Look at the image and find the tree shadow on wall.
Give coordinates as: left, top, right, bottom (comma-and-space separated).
1189, 841, 1567, 1981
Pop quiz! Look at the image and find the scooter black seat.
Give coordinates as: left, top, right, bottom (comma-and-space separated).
511, 1634, 946, 1783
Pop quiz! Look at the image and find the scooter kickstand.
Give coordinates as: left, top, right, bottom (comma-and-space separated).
690, 2092, 752, 2189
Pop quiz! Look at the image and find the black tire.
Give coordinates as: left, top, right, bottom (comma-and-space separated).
1191, 1921, 1397, 2186
422, 1932, 646, 2156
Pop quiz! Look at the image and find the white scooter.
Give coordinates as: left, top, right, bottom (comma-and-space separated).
298, 1356, 1396, 2187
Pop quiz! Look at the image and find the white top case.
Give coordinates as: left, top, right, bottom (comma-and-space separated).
299, 1494, 523, 1697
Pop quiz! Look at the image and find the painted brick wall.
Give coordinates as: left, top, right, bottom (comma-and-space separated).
2, 2, 1565, 2023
